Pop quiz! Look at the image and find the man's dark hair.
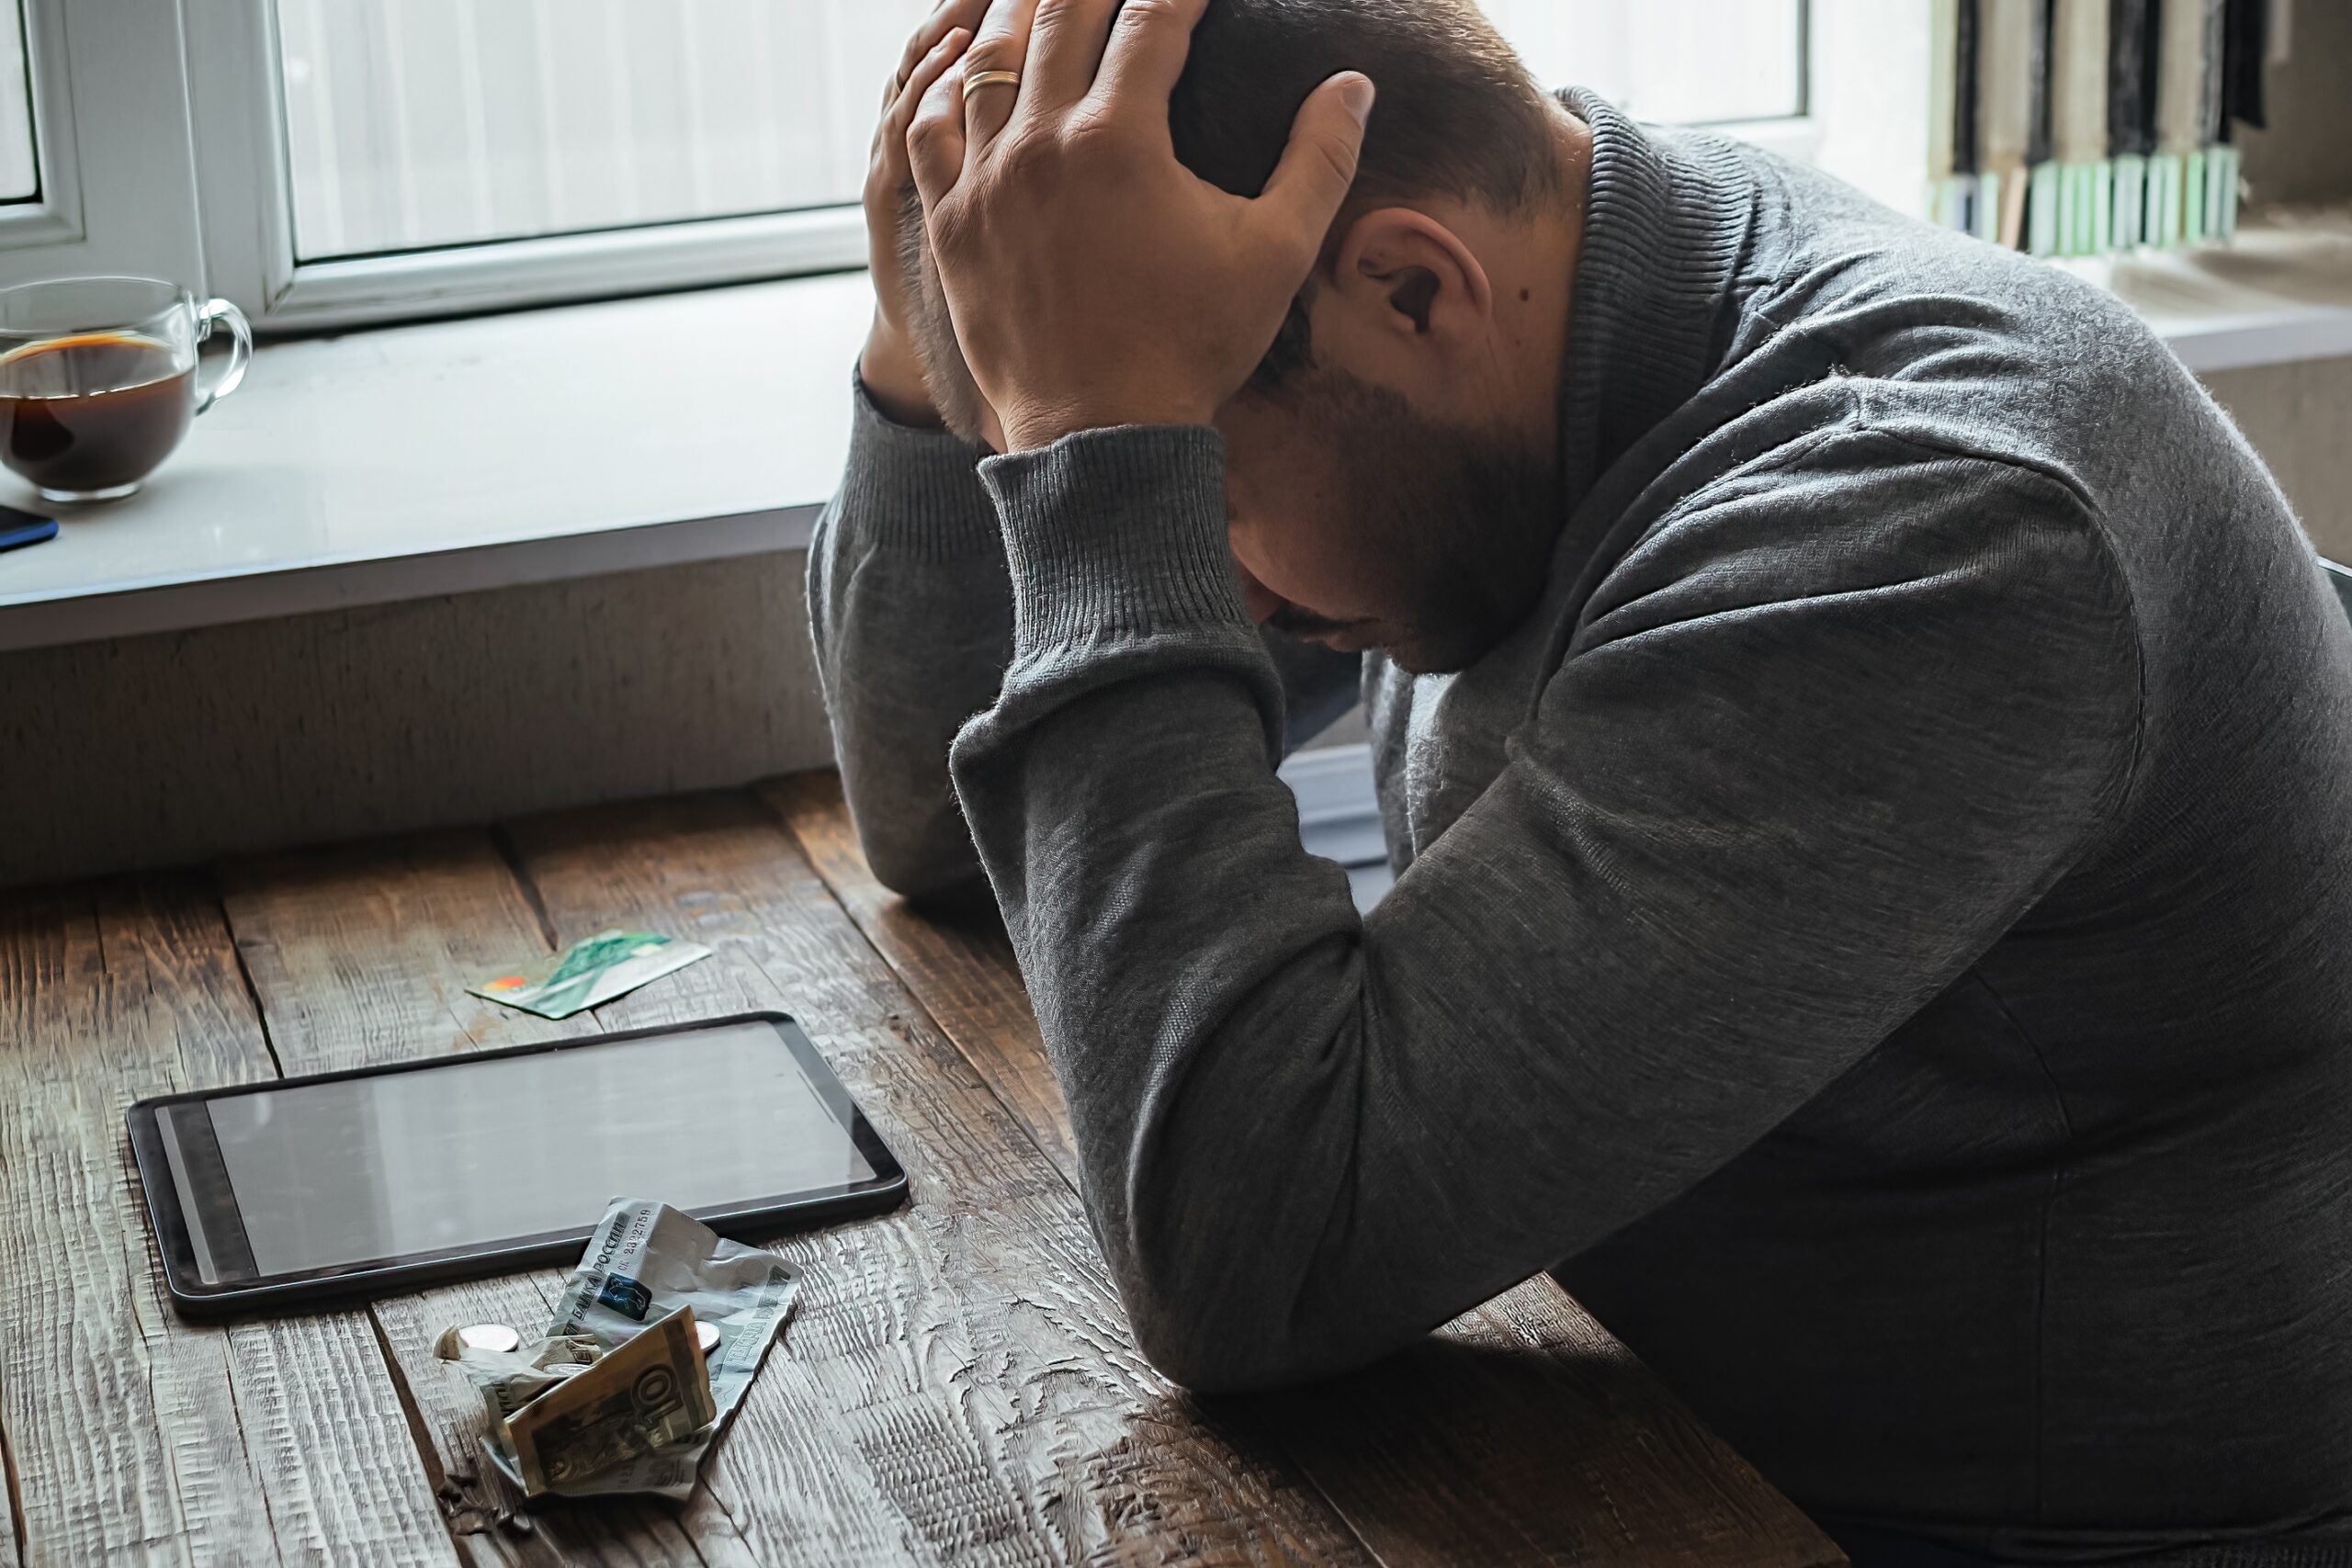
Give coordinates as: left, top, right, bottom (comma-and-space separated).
902, 0, 1564, 434
1170, 0, 1560, 214
1171, 0, 1564, 391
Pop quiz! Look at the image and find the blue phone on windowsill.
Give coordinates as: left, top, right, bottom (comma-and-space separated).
0, 505, 57, 553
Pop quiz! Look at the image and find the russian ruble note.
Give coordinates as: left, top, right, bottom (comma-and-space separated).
453, 1198, 802, 1501
469, 930, 711, 1019
503, 1305, 716, 1495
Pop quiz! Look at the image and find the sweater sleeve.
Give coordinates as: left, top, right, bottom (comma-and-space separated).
808, 375, 1011, 900
947, 422, 2141, 1392
809, 377, 1362, 901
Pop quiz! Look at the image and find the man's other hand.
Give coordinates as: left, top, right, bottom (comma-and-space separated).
861, 0, 988, 428
906, 0, 1374, 454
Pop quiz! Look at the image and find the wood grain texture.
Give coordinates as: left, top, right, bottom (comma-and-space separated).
765, 770, 1848, 1568
5, 783, 1841, 1565
0, 875, 458, 1568
218, 830, 758, 1568
3, 1389, 19, 1568
503, 792, 1374, 1567
1250, 1286, 1847, 1568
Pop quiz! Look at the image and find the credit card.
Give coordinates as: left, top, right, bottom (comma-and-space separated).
470, 930, 712, 1019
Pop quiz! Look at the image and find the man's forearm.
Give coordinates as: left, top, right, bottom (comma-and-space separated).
949, 426, 1435, 1391
808, 378, 1012, 899
812, 378, 1362, 904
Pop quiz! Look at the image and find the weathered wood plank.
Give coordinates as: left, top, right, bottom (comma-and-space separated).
504, 792, 1374, 1568
218, 831, 759, 1568
4, 1393, 20, 1568
2, 1435, 17, 1568
1248, 1291, 1847, 1568
0, 875, 458, 1568
220, 831, 598, 1070
764, 770, 1848, 1568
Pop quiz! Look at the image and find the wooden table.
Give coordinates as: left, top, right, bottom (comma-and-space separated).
0, 773, 1846, 1568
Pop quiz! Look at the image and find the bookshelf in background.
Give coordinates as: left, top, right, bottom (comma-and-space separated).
1928, 0, 2289, 258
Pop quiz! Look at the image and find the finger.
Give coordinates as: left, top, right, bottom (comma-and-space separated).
1091, 0, 1210, 115
888, 27, 972, 174
907, 51, 971, 211
1256, 73, 1374, 258
886, 3, 981, 118
1026, 0, 1120, 109
960, 0, 1040, 146
895, 0, 989, 88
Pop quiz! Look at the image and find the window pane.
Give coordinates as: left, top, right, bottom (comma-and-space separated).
0, 0, 35, 203
275, 0, 1802, 265
277, 0, 929, 261
1478, 0, 1805, 124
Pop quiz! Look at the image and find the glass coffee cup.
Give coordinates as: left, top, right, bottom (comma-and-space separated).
0, 276, 252, 503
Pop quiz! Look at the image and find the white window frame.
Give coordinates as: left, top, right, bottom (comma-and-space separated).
1805, 0, 1936, 221
0, 0, 1926, 335
183, 0, 867, 335
182, 0, 1870, 336
0, 0, 207, 291
1708, 1, 1939, 223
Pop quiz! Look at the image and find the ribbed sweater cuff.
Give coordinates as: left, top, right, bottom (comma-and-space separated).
978, 426, 1249, 660
839, 371, 1001, 559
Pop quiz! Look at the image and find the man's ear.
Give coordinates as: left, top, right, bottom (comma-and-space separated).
1327, 207, 1495, 343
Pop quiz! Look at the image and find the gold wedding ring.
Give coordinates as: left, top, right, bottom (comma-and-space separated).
964, 69, 1023, 94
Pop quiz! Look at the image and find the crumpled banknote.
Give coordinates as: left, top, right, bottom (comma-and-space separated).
450, 1197, 802, 1500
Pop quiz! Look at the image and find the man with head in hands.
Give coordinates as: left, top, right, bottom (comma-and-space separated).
809, 2, 2352, 1562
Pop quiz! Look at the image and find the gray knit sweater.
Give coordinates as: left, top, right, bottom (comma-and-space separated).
809, 95, 2352, 1563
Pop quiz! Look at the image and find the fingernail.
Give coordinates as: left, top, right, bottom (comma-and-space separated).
1339, 74, 1375, 129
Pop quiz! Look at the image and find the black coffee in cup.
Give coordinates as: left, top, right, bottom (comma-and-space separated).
0, 278, 251, 503
0, 333, 194, 500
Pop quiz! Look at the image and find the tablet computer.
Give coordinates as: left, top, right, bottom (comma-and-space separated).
127, 1011, 906, 1317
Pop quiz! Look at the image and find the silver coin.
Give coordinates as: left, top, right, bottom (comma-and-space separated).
696, 1321, 721, 1357
456, 1322, 521, 1355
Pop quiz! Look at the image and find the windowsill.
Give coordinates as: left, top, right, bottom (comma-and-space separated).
3, 215, 2349, 658
0, 270, 871, 653
2060, 210, 2352, 375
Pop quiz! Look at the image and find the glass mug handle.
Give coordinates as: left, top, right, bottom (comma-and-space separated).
192, 298, 252, 415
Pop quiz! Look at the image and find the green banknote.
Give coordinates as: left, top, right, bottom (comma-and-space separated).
469, 929, 712, 1019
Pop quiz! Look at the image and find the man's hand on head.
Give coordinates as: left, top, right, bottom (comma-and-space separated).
860, 0, 989, 430
905, 0, 1374, 454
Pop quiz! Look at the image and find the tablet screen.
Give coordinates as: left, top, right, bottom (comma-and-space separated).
159, 1019, 878, 1284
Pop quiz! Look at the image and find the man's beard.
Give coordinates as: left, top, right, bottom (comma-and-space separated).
1278, 366, 1563, 675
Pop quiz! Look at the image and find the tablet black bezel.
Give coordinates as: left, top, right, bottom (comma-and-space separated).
127, 1010, 907, 1318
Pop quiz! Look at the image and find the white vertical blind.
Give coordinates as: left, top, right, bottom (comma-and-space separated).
278, 0, 929, 260
0, 0, 35, 202
277, 0, 1804, 264
1476, 0, 1806, 123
